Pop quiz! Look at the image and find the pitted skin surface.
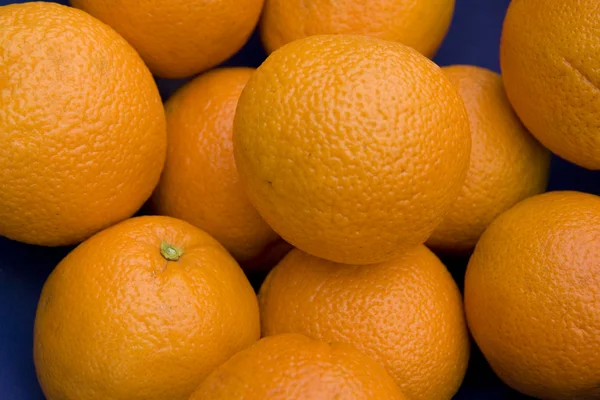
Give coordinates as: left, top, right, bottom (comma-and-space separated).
0, 3, 166, 246
190, 333, 407, 400
34, 216, 260, 400
234, 35, 471, 265
500, 0, 600, 169
259, 245, 470, 400
465, 191, 600, 400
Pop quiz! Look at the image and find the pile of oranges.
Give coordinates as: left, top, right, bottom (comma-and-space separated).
0, 1, 598, 400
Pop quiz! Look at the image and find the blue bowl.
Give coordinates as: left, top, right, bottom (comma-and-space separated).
1, 1, 598, 399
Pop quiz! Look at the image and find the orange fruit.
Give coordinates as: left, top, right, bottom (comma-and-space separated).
427, 65, 551, 253
500, 0, 600, 170
152, 68, 279, 264
190, 333, 407, 400
70, 0, 264, 78
465, 191, 600, 400
259, 245, 470, 400
260, 0, 455, 57
0, 3, 166, 246
233, 35, 471, 265
34, 216, 260, 400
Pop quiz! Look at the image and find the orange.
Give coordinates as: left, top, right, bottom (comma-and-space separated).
500, 0, 600, 170
260, 0, 455, 58
0, 3, 166, 246
427, 65, 551, 253
190, 333, 407, 400
152, 68, 279, 264
233, 35, 471, 265
259, 245, 470, 400
465, 191, 600, 400
70, 0, 264, 78
34, 216, 260, 400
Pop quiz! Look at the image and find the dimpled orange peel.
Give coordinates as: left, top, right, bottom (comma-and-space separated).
0, 2, 166, 246
233, 34, 471, 264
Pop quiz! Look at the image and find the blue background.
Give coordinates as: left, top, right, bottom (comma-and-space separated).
1, 0, 598, 399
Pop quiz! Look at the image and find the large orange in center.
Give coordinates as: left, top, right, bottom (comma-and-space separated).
233, 35, 471, 264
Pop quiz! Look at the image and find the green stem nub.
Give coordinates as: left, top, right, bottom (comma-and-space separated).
160, 241, 184, 261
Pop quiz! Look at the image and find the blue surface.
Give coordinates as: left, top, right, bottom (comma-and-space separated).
1, 1, 599, 399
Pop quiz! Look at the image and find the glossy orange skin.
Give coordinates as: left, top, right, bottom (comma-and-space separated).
190, 334, 406, 400
34, 216, 260, 400
0, 3, 166, 246
152, 68, 279, 264
260, 0, 455, 58
259, 246, 470, 400
70, 0, 264, 78
501, 0, 600, 170
465, 191, 600, 400
427, 65, 550, 252
234, 35, 471, 265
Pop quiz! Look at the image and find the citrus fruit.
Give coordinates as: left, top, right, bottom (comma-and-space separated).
233, 34, 471, 265
500, 0, 600, 169
259, 245, 470, 400
260, 0, 455, 58
70, 0, 264, 78
152, 68, 279, 264
190, 333, 407, 400
0, 2, 166, 246
427, 65, 551, 252
34, 216, 260, 400
465, 191, 600, 399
